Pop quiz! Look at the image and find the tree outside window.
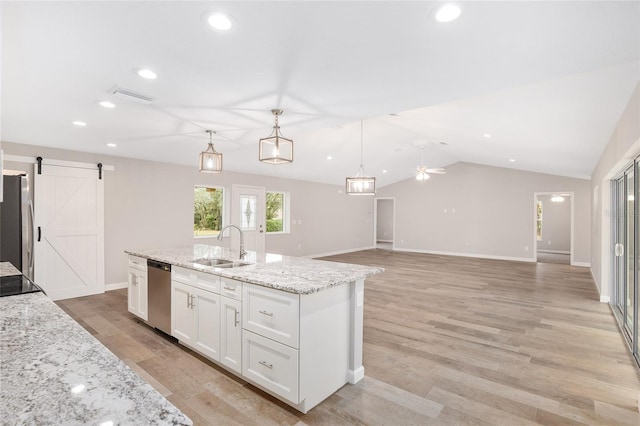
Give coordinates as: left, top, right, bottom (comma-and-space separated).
194, 186, 223, 236
266, 192, 285, 233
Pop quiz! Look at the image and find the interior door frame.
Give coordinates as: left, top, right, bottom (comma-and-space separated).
373, 197, 395, 250
533, 192, 575, 265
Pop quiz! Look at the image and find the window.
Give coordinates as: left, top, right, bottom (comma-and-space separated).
536, 200, 543, 241
194, 186, 224, 237
266, 191, 289, 234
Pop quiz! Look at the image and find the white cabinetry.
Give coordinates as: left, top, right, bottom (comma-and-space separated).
220, 295, 242, 373
127, 256, 148, 321
171, 267, 221, 361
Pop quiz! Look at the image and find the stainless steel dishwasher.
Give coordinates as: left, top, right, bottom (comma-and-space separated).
147, 259, 171, 335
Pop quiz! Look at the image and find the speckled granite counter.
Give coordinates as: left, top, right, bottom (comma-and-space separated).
0, 261, 22, 277
0, 292, 192, 425
125, 245, 383, 294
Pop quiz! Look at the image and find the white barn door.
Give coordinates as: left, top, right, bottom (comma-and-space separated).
34, 165, 104, 300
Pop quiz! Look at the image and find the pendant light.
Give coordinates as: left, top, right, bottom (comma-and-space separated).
346, 120, 376, 195
199, 130, 223, 173
259, 109, 293, 164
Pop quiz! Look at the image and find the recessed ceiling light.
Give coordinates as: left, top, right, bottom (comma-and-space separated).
106, 143, 117, 148
207, 13, 233, 31
72, 121, 87, 127
440, 141, 449, 146
136, 68, 157, 80
483, 134, 491, 138
509, 158, 516, 162
327, 156, 333, 160
99, 101, 116, 108
390, 113, 398, 117
435, 3, 461, 23
382, 170, 388, 174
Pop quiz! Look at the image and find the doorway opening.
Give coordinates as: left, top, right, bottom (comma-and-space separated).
374, 198, 395, 250
533, 192, 574, 265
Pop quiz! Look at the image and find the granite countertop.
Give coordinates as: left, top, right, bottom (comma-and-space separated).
0, 261, 22, 277
0, 292, 192, 425
126, 244, 384, 295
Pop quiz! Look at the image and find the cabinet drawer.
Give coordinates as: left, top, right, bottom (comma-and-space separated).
243, 283, 299, 348
243, 330, 299, 403
173, 266, 220, 294
220, 277, 242, 300
128, 255, 147, 271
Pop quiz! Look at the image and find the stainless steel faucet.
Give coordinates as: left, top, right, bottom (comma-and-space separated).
217, 225, 247, 260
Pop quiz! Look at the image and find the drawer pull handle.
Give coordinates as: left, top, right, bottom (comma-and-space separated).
259, 310, 273, 317
234, 309, 240, 327
258, 361, 273, 369
223, 286, 236, 291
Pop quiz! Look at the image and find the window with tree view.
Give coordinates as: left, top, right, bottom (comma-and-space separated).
266, 192, 288, 233
194, 186, 223, 237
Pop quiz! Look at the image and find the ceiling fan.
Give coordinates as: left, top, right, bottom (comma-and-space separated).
412, 143, 446, 181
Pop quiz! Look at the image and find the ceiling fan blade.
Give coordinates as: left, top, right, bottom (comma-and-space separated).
425, 169, 446, 174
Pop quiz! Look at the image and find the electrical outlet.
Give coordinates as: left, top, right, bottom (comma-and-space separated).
524, 246, 529, 251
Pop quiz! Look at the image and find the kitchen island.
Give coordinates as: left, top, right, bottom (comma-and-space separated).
0, 261, 192, 425
125, 244, 383, 413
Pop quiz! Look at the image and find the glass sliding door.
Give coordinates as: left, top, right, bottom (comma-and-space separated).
611, 164, 639, 365
626, 169, 635, 337
613, 176, 625, 316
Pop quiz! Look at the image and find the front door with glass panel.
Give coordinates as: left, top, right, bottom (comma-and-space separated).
231, 185, 265, 254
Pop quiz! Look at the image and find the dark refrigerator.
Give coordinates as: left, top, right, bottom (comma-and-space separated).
0, 173, 34, 279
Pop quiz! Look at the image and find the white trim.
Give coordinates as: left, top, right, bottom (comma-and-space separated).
533, 192, 575, 265
373, 197, 395, 250
571, 261, 591, 267
538, 249, 570, 254
393, 247, 535, 263
600, 295, 610, 303
106, 281, 128, 291
376, 240, 393, 243
306, 246, 375, 259
4, 155, 115, 171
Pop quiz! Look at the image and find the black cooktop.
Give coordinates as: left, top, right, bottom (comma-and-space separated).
0, 274, 43, 297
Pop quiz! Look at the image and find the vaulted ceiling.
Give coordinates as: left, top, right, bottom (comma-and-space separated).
2, 1, 639, 187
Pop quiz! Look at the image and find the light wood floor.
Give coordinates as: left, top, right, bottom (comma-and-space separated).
57, 250, 640, 425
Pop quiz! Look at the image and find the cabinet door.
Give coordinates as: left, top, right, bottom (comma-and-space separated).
193, 288, 221, 361
127, 268, 147, 320
220, 297, 242, 374
172, 281, 194, 345
128, 268, 140, 316
136, 270, 148, 321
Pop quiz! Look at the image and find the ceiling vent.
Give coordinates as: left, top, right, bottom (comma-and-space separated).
109, 86, 156, 104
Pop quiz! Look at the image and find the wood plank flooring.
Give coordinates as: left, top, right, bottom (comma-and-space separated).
56, 250, 640, 425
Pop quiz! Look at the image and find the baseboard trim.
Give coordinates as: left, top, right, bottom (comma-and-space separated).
538, 249, 570, 254
571, 262, 591, 267
600, 295, 610, 303
376, 240, 393, 243
105, 281, 128, 291
307, 246, 376, 259
393, 247, 535, 263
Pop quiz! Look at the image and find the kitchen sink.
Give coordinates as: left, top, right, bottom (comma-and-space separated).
191, 258, 252, 268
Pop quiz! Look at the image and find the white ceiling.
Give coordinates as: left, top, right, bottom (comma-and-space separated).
2, 1, 639, 187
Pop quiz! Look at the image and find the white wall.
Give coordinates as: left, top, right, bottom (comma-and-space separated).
590, 82, 640, 299
538, 194, 571, 253
376, 199, 394, 241
1, 141, 375, 285
377, 162, 591, 263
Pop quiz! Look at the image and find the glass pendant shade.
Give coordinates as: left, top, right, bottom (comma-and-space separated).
346, 121, 376, 195
259, 109, 293, 164
199, 130, 223, 173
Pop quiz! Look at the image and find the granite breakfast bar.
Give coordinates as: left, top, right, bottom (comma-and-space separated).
125, 244, 384, 413
0, 263, 192, 425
